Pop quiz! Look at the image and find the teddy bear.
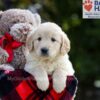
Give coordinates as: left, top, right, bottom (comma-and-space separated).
0, 9, 41, 69
0, 9, 41, 34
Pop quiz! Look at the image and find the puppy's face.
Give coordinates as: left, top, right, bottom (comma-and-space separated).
33, 32, 61, 58
26, 23, 70, 60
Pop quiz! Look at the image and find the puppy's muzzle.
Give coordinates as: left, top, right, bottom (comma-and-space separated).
41, 48, 48, 56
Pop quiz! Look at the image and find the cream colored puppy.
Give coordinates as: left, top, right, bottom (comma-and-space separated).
24, 22, 75, 93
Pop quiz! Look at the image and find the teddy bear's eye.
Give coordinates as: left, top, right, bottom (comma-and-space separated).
51, 37, 56, 42
12, 21, 17, 24
29, 22, 33, 25
37, 37, 42, 41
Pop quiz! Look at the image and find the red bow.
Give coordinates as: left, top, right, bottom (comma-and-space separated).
0, 32, 23, 63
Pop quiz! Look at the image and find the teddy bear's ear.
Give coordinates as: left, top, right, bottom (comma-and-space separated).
34, 13, 41, 26
0, 11, 3, 19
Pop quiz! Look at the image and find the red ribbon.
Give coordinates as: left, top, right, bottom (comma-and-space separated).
0, 32, 23, 63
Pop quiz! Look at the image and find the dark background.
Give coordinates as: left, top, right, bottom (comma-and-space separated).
0, 0, 100, 100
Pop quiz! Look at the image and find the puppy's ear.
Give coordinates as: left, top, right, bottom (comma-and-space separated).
26, 34, 34, 52
60, 32, 70, 55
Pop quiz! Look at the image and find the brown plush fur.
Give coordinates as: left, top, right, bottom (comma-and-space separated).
0, 9, 41, 69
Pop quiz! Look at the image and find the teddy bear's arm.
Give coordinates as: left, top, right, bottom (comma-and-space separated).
10, 23, 33, 42
0, 47, 15, 71
0, 47, 9, 64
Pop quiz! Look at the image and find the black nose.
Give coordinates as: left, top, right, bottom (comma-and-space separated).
41, 48, 48, 55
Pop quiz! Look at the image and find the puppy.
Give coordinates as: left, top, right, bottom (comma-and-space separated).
25, 22, 75, 93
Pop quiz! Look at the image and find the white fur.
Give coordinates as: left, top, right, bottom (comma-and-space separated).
0, 64, 14, 71
25, 22, 75, 93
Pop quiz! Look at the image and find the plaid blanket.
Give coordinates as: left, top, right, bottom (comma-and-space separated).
0, 69, 78, 100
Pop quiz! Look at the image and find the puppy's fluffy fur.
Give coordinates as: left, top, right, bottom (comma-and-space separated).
25, 22, 75, 93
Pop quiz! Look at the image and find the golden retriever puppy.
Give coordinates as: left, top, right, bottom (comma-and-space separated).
24, 22, 75, 93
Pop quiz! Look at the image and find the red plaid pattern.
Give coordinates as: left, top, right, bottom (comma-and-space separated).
0, 69, 78, 100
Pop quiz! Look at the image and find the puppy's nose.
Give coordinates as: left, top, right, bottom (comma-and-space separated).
41, 48, 48, 55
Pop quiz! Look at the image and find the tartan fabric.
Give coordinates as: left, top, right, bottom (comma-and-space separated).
0, 69, 78, 100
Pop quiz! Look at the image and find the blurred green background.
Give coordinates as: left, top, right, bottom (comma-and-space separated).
0, 0, 100, 100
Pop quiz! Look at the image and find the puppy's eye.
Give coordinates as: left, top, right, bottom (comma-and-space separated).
37, 37, 42, 41
51, 38, 56, 42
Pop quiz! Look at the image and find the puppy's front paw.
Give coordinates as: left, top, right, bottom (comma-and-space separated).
37, 79, 49, 91
53, 78, 66, 93
53, 72, 67, 93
